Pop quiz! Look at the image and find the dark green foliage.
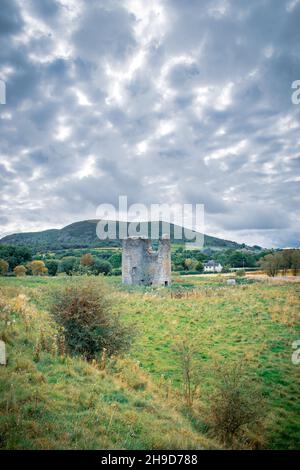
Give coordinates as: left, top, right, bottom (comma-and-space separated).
59, 256, 79, 275
50, 279, 131, 359
45, 260, 60, 276
91, 259, 112, 276
214, 249, 259, 268
108, 252, 122, 268
0, 245, 32, 271
195, 261, 204, 272
173, 249, 207, 271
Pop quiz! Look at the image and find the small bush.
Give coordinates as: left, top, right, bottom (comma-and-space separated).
91, 259, 112, 276
45, 260, 59, 276
59, 256, 79, 275
174, 337, 200, 408
50, 278, 131, 360
207, 362, 265, 448
80, 253, 94, 266
0, 258, 9, 275
28, 260, 48, 276
13, 265, 27, 277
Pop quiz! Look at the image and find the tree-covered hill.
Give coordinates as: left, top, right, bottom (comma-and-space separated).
0, 220, 258, 252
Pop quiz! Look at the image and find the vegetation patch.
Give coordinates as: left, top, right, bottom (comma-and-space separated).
0, 275, 299, 449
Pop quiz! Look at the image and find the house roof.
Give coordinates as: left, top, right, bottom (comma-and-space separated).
204, 260, 221, 267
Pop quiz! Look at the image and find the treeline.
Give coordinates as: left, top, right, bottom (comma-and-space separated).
172, 247, 265, 272
1, 244, 300, 278
172, 247, 300, 275
259, 249, 300, 277
0, 245, 121, 277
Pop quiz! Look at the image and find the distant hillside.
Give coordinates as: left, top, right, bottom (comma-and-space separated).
0, 220, 257, 252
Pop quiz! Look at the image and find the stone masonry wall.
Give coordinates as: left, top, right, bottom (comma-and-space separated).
122, 237, 171, 286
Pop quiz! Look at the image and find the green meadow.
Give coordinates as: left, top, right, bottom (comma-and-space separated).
0, 275, 299, 449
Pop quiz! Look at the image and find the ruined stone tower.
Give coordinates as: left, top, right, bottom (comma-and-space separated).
122, 236, 171, 286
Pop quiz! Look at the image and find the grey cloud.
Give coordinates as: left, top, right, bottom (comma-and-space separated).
0, 0, 23, 36
168, 63, 200, 88
72, 3, 137, 62
28, 0, 62, 20
0, 0, 299, 247
214, 204, 291, 231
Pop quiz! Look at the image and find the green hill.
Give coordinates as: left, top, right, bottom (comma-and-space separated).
0, 220, 255, 252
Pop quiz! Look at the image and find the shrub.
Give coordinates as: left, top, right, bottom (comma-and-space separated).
174, 337, 200, 408
13, 265, 27, 277
183, 258, 197, 271
80, 253, 94, 266
207, 362, 265, 448
195, 261, 204, 273
0, 258, 9, 275
28, 260, 48, 276
91, 259, 112, 275
50, 278, 131, 360
59, 256, 79, 275
45, 260, 60, 276
108, 252, 122, 268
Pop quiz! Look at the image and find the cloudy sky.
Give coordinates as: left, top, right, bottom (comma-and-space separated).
0, 0, 300, 247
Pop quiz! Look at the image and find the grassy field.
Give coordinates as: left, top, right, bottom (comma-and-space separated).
0, 274, 299, 449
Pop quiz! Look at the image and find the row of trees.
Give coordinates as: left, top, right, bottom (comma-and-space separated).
259, 249, 300, 277
0, 253, 113, 277
0, 259, 48, 276
173, 248, 300, 276
37, 248, 122, 266
1, 244, 300, 277
64, 253, 113, 275
212, 249, 264, 268
172, 249, 206, 272
172, 247, 264, 272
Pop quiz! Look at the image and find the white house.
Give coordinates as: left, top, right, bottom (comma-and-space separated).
204, 260, 223, 273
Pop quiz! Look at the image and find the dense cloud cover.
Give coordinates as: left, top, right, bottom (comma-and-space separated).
0, 0, 300, 247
